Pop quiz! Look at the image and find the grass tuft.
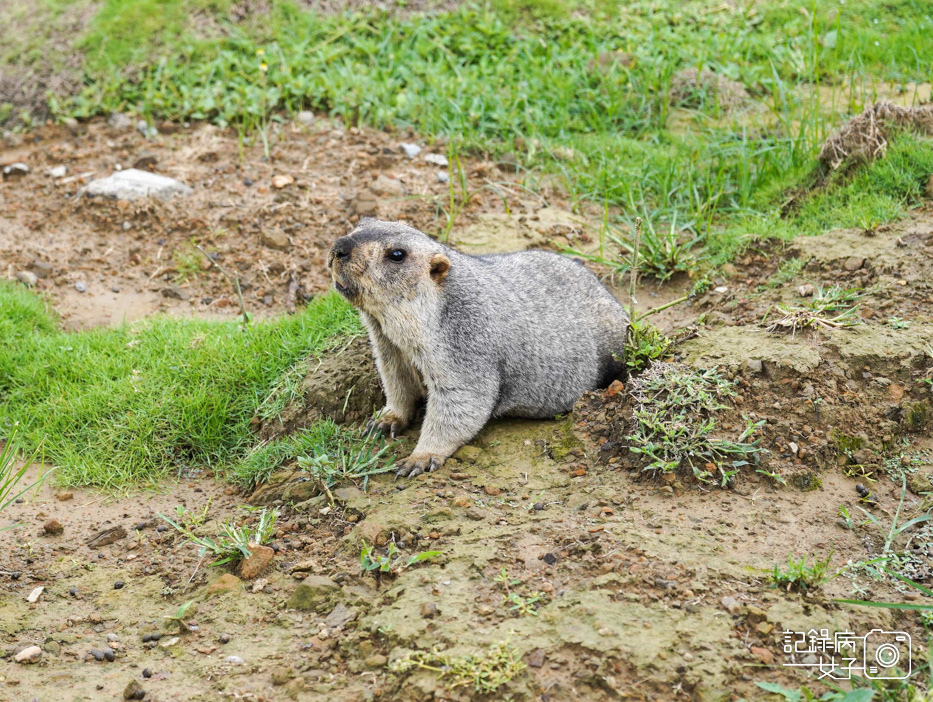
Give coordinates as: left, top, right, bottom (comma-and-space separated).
0, 282, 361, 488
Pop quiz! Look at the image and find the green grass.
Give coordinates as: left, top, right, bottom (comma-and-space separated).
769, 553, 833, 592
0, 282, 362, 488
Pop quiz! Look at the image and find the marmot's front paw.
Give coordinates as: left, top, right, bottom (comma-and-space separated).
365, 411, 409, 440
395, 453, 444, 479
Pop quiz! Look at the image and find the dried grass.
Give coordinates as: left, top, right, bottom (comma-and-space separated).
819, 101, 933, 171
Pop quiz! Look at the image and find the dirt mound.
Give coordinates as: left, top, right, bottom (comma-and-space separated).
669, 67, 750, 111
819, 100, 933, 170
258, 336, 384, 443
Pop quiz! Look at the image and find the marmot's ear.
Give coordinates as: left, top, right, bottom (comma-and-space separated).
429, 253, 450, 284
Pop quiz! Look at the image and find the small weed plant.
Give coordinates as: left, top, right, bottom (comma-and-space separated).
494, 567, 546, 617
297, 424, 397, 496
623, 320, 673, 375
390, 640, 526, 695
769, 553, 833, 593
159, 507, 278, 567
359, 541, 441, 578
765, 285, 864, 334
626, 363, 764, 485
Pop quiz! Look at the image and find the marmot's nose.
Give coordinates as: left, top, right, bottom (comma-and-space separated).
332, 236, 356, 261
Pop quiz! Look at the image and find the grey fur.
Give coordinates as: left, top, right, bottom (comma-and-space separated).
327, 219, 629, 478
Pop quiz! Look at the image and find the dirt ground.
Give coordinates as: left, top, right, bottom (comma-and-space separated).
2, 119, 933, 702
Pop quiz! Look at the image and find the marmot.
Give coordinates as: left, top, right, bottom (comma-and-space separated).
328, 219, 629, 478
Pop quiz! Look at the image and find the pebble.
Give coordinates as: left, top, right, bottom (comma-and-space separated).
3, 162, 29, 179
423, 153, 449, 167
30, 260, 54, 278
63, 117, 81, 136
219, 633, 231, 644
844, 256, 865, 271
114, 580, 125, 589
104, 647, 116, 662
296, 111, 315, 127
533, 501, 546, 511
44, 519, 64, 535
720, 595, 741, 615
272, 174, 294, 189
14, 645, 42, 664
107, 633, 120, 643
421, 602, 437, 619
26, 586, 44, 603
465, 507, 485, 521
56, 491, 74, 501
136, 120, 158, 138
90, 648, 105, 661
243, 177, 254, 186
69, 588, 78, 597
142, 668, 152, 678
161, 285, 190, 301
435, 171, 450, 184
528, 649, 546, 668
123, 680, 146, 700
48, 165, 67, 178
108, 112, 133, 130
225, 655, 246, 665
15, 270, 38, 288
399, 142, 421, 158
74, 281, 87, 293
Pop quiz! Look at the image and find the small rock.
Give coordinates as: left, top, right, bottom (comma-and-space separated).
465, 507, 485, 521
104, 647, 116, 661
107, 633, 120, 643
87, 525, 127, 548
484, 485, 501, 496
751, 646, 773, 665
142, 668, 152, 678
324, 602, 357, 628
423, 153, 448, 167
271, 666, 293, 685
26, 586, 44, 603
720, 596, 741, 615
15, 271, 38, 288
435, 171, 450, 184
797, 283, 816, 297
90, 648, 105, 661
14, 645, 42, 664
3, 162, 29, 180
287, 575, 340, 611
74, 281, 87, 293
533, 502, 546, 511
272, 174, 294, 189
136, 120, 158, 138
296, 111, 315, 127
219, 633, 231, 644
205, 574, 243, 598
261, 229, 291, 252
745, 359, 763, 374
351, 190, 379, 217
29, 260, 54, 278
161, 285, 190, 301
453, 445, 483, 463
48, 165, 67, 178
237, 543, 275, 579
123, 680, 146, 700
225, 655, 245, 665
371, 174, 404, 196
114, 581, 125, 590
83, 169, 192, 201
108, 112, 133, 130
56, 491, 73, 501
133, 152, 158, 170
399, 143, 421, 158
528, 649, 546, 668
421, 602, 437, 619
843, 256, 864, 271
63, 117, 82, 136
243, 177, 254, 187
365, 654, 388, 669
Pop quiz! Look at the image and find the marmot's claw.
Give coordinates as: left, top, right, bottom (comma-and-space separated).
395, 454, 443, 479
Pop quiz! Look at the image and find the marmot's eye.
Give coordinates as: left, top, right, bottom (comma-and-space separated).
387, 249, 407, 263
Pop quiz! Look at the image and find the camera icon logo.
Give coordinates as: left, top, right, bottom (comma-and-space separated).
862, 630, 911, 680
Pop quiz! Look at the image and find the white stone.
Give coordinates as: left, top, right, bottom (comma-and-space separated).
399, 143, 421, 158
26, 586, 44, 603
48, 165, 67, 178
14, 645, 42, 664
82, 169, 193, 201
423, 153, 448, 167
225, 655, 245, 665
296, 111, 315, 126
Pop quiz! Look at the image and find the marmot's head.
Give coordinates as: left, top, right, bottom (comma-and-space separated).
328, 219, 451, 314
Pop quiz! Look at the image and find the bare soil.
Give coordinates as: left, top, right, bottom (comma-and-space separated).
3, 121, 933, 702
